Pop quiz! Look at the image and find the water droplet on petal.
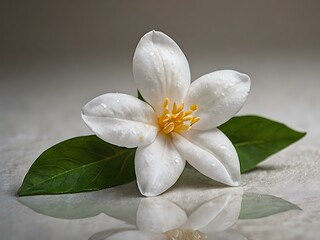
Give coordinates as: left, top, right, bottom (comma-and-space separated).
175, 81, 181, 87
116, 99, 120, 103
130, 128, 137, 135
174, 159, 179, 164
100, 103, 107, 109
220, 144, 227, 150
147, 152, 154, 159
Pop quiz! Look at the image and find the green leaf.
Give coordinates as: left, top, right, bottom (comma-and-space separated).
18, 187, 141, 223
239, 193, 301, 219
18, 136, 136, 196
218, 115, 306, 173
137, 90, 146, 102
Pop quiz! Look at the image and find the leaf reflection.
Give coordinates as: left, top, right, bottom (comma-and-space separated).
239, 192, 301, 219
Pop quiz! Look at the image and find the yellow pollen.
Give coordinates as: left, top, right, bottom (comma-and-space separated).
158, 98, 200, 134
164, 228, 207, 240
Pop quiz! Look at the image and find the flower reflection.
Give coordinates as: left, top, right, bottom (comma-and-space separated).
90, 188, 245, 240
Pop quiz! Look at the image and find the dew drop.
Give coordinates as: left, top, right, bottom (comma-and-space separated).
116, 99, 120, 103
147, 152, 154, 159
150, 51, 155, 56
174, 159, 179, 164
100, 103, 107, 109
144, 160, 150, 167
220, 144, 228, 150
221, 92, 225, 97
211, 163, 216, 167
130, 128, 137, 135
156, 67, 161, 73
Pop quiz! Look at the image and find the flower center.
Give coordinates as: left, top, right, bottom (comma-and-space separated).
164, 228, 207, 240
158, 98, 200, 134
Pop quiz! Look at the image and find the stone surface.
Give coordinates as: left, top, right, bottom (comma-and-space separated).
1, 55, 320, 240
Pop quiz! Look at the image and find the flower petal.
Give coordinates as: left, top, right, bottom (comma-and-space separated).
81, 93, 158, 148
199, 193, 242, 233
133, 30, 191, 114
172, 129, 240, 186
105, 230, 165, 240
182, 189, 243, 232
185, 70, 250, 130
135, 133, 186, 196
136, 197, 187, 233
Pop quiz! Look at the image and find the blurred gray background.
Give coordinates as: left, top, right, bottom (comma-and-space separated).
1, 0, 320, 145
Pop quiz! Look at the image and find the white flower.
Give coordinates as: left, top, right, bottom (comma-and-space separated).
82, 30, 251, 196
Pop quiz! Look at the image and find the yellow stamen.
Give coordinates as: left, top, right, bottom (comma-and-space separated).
158, 98, 200, 134
190, 104, 198, 111
184, 110, 193, 116
165, 228, 207, 240
163, 122, 175, 134
163, 97, 169, 108
172, 102, 178, 114
174, 124, 190, 132
191, 117, 200, 125
183, 116, 193, 121
176, 102, 185, 113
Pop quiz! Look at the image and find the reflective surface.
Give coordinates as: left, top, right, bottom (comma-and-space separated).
10, 166, 309, 240
2, 57, 320, 239
18, 181, 300, 240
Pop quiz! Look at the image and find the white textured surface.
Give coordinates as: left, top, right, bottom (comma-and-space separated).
1, 54, 320, 240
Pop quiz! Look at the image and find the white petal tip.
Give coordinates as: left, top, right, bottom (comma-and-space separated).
229, 180, 241, 187
143, 30, 161, 39
137, 184, 164, 197
223, 174, 241, 187
237, 72, 250, 83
